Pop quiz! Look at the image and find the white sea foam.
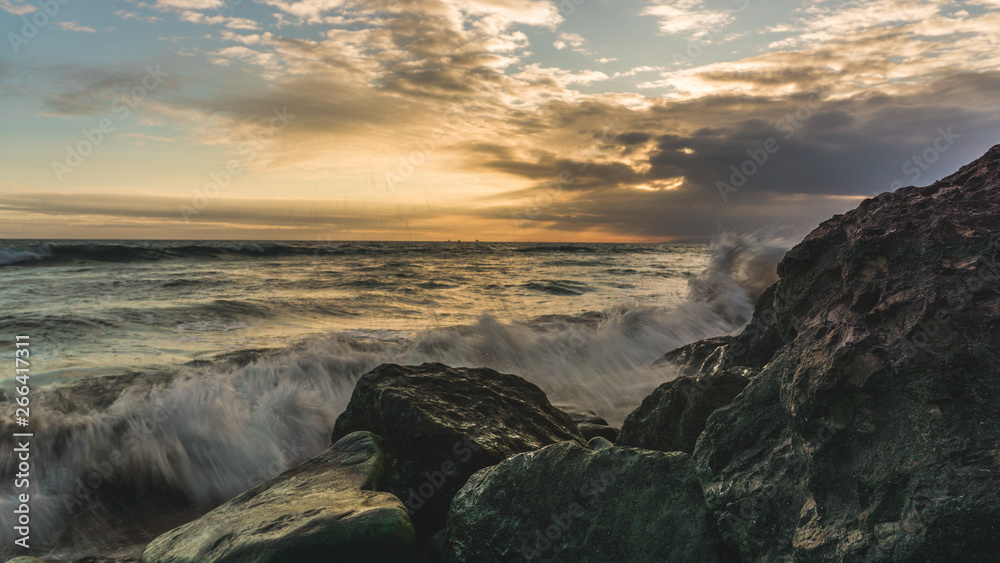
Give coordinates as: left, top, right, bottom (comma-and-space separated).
0, 233, 792, 558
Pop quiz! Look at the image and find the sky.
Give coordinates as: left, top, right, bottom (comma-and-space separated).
0, 0, 998, 241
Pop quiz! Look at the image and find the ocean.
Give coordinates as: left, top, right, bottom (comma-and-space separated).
0, 237, 786, 559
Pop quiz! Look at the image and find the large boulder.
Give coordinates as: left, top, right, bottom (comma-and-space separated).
695, 145, 1000, 561
330, 363, 586, 541
445, 442, 737, 562
141, 432, 415, 563
617, 371, 750, 454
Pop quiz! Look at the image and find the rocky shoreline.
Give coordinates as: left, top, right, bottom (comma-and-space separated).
9, 145, 1000, 562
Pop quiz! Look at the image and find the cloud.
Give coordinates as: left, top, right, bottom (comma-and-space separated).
641, 0, 735, 37
155, 0, 224, 9
459, 70, 1000, 237
257, 0, 346, 23
554, 32, 593, 55
638, 12, 1000, 100
56, 21, 98, 33
114, 9, 163, 22
0, 0, 34, 14
7, 0, 1000, 241
0, 189, 516, 240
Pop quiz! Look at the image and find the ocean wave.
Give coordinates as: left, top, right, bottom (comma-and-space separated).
0, 233, 789, 557
0, 243, 54, 265
513, 244, 598, 253
0, 241, 702, 268
0, 242, 328, 267
523, 280, 592, 296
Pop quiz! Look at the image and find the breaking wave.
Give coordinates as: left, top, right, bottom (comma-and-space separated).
0, 233, 790, 559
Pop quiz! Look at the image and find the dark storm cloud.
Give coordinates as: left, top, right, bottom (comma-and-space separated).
614, 132, 652, 145
491, 71, 1000, 200
471, 70, 1000, 238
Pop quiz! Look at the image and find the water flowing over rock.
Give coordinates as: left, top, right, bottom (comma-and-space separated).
444, 441, 737, 562
140, 432, 415, 563
694, 144, 1000, 561
653, 335, 734, 375
330, 363, 586, 541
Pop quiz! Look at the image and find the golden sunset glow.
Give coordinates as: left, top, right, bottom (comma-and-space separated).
1, 0, 998, 241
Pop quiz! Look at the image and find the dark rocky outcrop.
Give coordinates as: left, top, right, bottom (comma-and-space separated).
716, 283, 784, 371
445, 442, 737, 562
653, 335, 734, 375
140, 432, 415, 563
694, 145, 1000, 561
617, 371, 750, 454
330, 363, 586, 541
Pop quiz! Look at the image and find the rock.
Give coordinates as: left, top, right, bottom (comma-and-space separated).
445, 442, 737, 562
716, 283, 784, 371
587, 436, 614, 451
423, 529, 448, 563
554, 405, 619, 441
617, 372, 749, 454
653, 335, 733, 375
5, 557, 47, 563
654, 286, 782, 379
554, 404, 609, 426
694, 145, 1000, 561
576, 422, 619, 442
141, 431, 415, 563
330, 363, 586, 541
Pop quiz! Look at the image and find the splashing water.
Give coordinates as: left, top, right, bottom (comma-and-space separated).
0, 235, 791, 559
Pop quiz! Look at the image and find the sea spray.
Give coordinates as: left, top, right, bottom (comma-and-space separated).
0, 233, 791, 557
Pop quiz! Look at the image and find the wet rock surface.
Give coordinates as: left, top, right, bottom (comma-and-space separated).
445, 442, 736, 562
694, 144, 1000, 561
617, 371, 750, 454
330, 363, 585, 540
653, 335, 734, 375
141, 431, 415, 563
